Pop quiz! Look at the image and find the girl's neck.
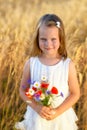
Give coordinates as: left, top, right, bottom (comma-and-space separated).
38, 54, 62, 66
40, 53, 61, 59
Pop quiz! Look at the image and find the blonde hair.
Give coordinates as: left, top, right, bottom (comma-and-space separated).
29, 14, 67, 59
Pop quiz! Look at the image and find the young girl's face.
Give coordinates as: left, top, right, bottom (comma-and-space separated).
39, 24, 60, 57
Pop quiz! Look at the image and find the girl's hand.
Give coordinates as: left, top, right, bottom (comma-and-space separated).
35, 104, 58, 120
35, 105, 51, 119
28, 99, 59, 120
45, 108, 58, 120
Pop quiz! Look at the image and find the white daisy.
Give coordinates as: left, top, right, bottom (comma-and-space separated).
40, 93, 45, 100
48, 97, 53, 105
28, 88, 35, 95
33, 81, 40, 88
41, 75, 47, 82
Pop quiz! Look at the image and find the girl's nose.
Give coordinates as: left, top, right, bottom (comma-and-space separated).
45, 40, 51, 47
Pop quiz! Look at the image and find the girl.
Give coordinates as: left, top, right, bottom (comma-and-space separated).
15, 14, 80, 130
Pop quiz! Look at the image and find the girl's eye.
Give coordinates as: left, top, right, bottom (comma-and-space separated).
52, 38, 56, 41
40, 38, 46, 41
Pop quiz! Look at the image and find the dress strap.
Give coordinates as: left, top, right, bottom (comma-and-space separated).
63, 58, 71, 82
29, 57, 36, 85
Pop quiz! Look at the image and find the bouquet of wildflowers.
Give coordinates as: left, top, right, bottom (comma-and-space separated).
25, 76, 63, 106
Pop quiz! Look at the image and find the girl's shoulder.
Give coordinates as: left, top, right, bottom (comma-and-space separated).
25, 56, 39, 69
64, 57, 75, 67
63, 57, 71, 65
64, 58, 76, 76
23, 57, 38, 76
25, 56, 37, 64
29, 56, 37, 60
23, 59, 30, 72
29, 56, 38, 63
62, 57, 75, 71
64, 57, 71, 62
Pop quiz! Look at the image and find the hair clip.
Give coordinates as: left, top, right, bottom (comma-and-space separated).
56, 21, 60, 28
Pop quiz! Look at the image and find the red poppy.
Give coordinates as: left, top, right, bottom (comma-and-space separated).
32, 86, 37, 91
35, 90, 42, 95
25, 87, 29, 92
51, 87, 58, 94
41, 83, 49, 89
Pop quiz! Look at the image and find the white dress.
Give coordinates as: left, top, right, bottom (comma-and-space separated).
15, 56, 78, 130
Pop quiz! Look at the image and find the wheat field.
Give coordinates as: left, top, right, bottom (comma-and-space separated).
0, 0, 87, 130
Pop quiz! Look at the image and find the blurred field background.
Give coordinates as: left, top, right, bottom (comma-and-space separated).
0, 0, 87, 129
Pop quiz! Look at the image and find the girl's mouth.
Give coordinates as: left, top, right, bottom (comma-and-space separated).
45, 48, 53, 50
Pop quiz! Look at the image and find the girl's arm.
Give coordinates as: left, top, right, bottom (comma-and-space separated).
19, 60, 30, 102
19, 60, 50, 117
45, 61, 80, 120
56, 61, 80, 114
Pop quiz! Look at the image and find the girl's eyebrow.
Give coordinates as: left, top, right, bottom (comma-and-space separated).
40, 38, 47, 40
51, 37, 57, 39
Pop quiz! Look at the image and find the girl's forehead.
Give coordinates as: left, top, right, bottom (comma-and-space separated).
39, 24, 58, 31
39, 25, 59, 37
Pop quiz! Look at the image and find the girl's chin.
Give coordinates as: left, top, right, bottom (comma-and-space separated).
42, 53, 57, 58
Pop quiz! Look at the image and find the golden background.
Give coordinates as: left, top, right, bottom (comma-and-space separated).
0, 0, 87, 129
